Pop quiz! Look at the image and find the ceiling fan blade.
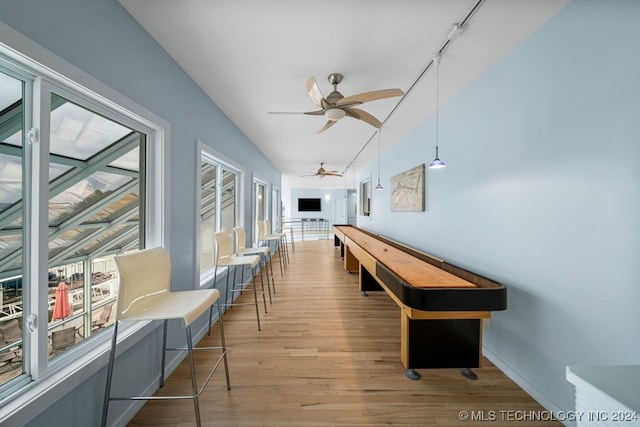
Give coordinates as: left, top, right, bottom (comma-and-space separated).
303, 110, 325, 116
345, 108, 382, 128
268, 111, 306, 115
323, 172, 343, 177
336, 88, 404, 107
306, 77, 325, 107
316, 120, 337, 134
269, 108, 325, 114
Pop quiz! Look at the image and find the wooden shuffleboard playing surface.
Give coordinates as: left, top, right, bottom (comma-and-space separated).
339, 226, 475, 289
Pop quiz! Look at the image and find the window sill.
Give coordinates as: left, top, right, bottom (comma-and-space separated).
199, 266, 227, 289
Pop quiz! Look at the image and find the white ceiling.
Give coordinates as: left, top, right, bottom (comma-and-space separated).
119, 0, 569, 189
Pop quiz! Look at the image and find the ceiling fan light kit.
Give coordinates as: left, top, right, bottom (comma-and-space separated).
325, 107, 346, 121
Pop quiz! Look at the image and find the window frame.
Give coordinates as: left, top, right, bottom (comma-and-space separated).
196, 141, 243, 288
271, 185, 281, 223
252, 175, 269, 239
0, 25, 169, 417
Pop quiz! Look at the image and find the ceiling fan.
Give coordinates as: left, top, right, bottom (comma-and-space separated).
301, 163, 344, 178
270, 73, 404, 133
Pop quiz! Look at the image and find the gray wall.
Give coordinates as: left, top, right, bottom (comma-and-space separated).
0, 0, 280, 425
357, 0, 640, 420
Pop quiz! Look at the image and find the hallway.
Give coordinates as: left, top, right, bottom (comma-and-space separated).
128, 239, 557, 426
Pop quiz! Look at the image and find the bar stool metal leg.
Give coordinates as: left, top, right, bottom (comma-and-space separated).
101, 321, 119, 427
185, 325, 201, 426
161, 319, 168, 386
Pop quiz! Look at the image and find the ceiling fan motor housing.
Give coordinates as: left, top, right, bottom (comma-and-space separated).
328, 73, 343, 85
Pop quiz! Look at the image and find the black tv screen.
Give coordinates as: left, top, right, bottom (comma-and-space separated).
298, 198, 321, 212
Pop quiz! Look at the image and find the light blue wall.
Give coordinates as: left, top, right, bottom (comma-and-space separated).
0, 0, 280, 426
358, 0, 640, 417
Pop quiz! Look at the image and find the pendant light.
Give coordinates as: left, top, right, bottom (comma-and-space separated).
375, 127, 383, 190
428, 54, 446, 169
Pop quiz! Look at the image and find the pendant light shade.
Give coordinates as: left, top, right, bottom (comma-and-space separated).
428, 146, 446, 169
428, 54, 446, 169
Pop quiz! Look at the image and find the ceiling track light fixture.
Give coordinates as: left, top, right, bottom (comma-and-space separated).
375, 127, 383, 190
340, 0, 484, 177
446, 23, 466, 41
428, 54, 446, 169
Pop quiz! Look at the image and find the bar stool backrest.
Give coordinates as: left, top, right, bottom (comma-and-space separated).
256, 221, 266, 241
113, 247, 171, 322
214, 231, 234, 264
233, 227, 248, 253
274, 217, 281, 231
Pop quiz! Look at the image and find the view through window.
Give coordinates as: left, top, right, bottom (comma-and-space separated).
199, 151, 239, 280
0, 70, 147, 388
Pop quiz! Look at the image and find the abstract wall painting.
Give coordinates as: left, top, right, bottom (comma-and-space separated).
390, 164, 425, 212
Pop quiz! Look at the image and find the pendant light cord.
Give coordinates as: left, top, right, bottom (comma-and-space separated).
340, 0, 485, 175
378, 128, 382, 176
376, 127, 383, 189
435, 55, 440, 152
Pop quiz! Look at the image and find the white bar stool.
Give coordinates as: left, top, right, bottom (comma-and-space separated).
214, 231, 266, 331
233, 226, 275, 300
101, 247, 230, 427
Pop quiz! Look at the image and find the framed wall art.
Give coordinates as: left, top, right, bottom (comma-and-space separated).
390, 164, 425, 212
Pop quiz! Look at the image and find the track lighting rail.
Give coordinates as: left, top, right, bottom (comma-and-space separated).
341, 0, 485, 176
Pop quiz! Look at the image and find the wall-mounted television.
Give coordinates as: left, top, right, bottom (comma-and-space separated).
297, 198, 321, 212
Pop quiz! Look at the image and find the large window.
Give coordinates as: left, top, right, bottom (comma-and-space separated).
253, 178, 268, 237
44, 93, 145, 361
0, 54, 162, 395
198, 148, 240, 280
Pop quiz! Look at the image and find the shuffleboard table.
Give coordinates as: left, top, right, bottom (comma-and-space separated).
333, 225, 507, 380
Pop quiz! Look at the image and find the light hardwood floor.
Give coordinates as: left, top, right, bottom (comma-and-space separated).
128, 239, 560, 426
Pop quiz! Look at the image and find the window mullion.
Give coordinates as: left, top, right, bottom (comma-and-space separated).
25, 77, 51, 379
215, 165, 222, 232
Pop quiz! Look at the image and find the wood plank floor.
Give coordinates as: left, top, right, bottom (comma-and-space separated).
128, 239, 559, 426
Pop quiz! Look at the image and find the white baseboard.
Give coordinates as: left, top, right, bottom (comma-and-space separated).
483, 345, 574, 427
